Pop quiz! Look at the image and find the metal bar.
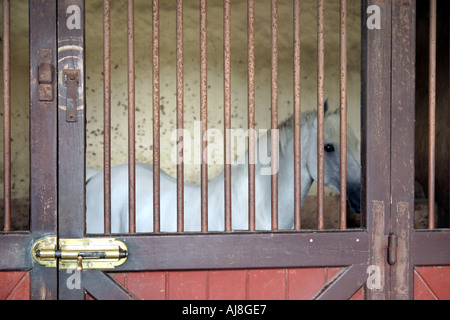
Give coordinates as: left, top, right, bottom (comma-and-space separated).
224, 0, 232, 231
271, 0, 278, 230
200, 0, 208, 232
103, 0, 112, 234
339, 0, 347, 230
428, 0, 436, 230
152, 0, 161, 232
293, 0, 301, 230
127, 0, 136, 233
3, 0, 11, 232
176, 0, 184, 232
317, 0, 325, 230
247, 0, 256, 231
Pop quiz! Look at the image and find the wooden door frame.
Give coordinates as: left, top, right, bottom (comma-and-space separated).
6, 0, 449, 301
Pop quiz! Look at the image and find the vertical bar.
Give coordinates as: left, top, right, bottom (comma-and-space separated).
293, 0, 301, 230
317, 0, 325, 230
247, 0, 256, 231
223, 0, 232, 231
200, 0, 208, 232
176, 0, 184, 232
390, 0, 416, 299
103, 0, 112, 234
362, 0, 392, 300
30, 0, 58, 299
128, 0, 136, 233
153, 0, 161, 232
58, 0, 85, 299
3, 0, 11, 232
339, 0, 347, 230
428, 0, 436, 230
271, 0, 278, 230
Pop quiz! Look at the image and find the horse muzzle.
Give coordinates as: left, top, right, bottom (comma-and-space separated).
347, 186, 361, 214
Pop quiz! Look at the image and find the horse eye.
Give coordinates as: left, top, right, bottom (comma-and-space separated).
324, 144, 335, 152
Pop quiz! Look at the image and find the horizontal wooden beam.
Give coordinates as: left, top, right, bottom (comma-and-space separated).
110, 231, 369, 271
413, 230, 450, 266
0, 233, 33, 270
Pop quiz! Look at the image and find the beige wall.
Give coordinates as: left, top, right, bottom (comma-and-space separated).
2, 0, 361, 199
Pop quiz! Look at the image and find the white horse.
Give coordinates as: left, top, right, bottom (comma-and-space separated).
86, 100, 361, 233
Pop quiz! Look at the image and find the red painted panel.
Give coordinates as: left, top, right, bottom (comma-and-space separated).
112, 268, 359, 300
287, 268, 325, 300
325, 267, 343, 283
126, 271, 167, 300
247, 269, 286, 300
414, 270, 437, 300
415, 266, 450, 300
168, 271, 208, 300
208, 270, 246, 300
0, 272, 29, 300
350, 287, 364, 300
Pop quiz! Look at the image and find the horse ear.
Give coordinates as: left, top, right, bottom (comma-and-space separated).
324, 98, 329, 116
334, 106, 340, 115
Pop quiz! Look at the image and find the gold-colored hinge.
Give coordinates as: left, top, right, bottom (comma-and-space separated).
32, 236, 128, 270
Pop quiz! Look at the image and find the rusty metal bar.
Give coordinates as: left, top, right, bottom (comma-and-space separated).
176, 0, 184, 232
339, 0, 347, 230
428, 0, 436, 230
127, 0, 136, 233
293, 0, 301, 230
223, 0, 232, 231
3, 0, 11, 232
153, 0, 161, 232
317, 0, 325, 230
200, 0, 208, 232
247, 0, 256, 231
271, 0, 278, 230
103, 0, 112, 234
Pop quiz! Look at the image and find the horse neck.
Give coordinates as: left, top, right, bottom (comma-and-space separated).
206, 122, 315, 208
276, 123, 314, 207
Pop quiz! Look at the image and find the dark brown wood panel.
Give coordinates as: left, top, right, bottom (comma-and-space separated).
29, 0, 58, 300
113, 231, 369, 272
0, 233, 32, 270
57, 0, 85, 300
362, 0, 392, 300
390, 0, 416, 300
413, 231, 450, 266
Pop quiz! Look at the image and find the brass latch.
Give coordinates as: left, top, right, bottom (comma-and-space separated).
32, 236, 128, 271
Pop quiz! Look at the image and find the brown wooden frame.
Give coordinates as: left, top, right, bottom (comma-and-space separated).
3, 0, 450, 300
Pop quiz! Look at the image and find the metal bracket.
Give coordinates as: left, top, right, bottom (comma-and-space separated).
63, 69, 81, 122
32, 236, 128, 270
38, 49, 53, 101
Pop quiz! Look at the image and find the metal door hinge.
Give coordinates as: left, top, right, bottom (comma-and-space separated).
387, 233, 398, 265
32, 236, 128, 271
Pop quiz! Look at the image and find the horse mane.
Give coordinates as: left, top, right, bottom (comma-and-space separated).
274, 108, 359, 156
276, 109, 318, 155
